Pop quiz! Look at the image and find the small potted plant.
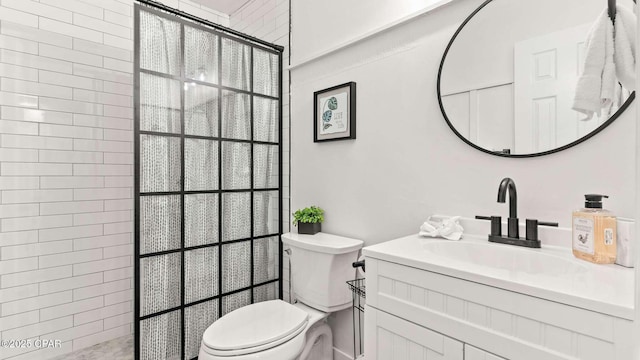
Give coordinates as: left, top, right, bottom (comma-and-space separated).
292, 206, 324, 235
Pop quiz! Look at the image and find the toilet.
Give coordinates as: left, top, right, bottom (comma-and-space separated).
198, 232, 363, 360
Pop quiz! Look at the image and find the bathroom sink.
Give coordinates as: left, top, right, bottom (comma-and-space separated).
420, 240, 588, 277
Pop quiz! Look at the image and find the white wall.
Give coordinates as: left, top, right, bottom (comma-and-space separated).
0, 1, 228, 359
290, 0, 636, 357
291, 0, 448, 65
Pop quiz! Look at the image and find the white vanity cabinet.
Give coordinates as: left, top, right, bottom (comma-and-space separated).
366, 306, 463, 359
364, 257, 634, 360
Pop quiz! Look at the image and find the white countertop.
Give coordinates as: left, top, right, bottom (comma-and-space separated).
363, 233, 635, 320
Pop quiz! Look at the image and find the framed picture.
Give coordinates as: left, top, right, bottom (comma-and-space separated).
313, 82, 356, 142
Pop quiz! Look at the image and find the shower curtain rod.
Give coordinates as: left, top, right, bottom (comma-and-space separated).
136, 0, 285, 52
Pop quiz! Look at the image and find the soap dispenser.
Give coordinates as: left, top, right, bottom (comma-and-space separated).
572, 194, 617, 264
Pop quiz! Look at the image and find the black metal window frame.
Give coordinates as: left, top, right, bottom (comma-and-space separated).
133, 2, 284, 359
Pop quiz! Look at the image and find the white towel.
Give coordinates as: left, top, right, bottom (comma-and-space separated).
419, 216, 464, 241
614, 5, 636, 91
573, 9, 616, 121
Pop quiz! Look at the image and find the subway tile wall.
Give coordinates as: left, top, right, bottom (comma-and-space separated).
229, 0, 291, 302
0, 1, 228, 359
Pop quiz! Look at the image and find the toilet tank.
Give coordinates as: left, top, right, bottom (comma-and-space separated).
282, 232, 363, 313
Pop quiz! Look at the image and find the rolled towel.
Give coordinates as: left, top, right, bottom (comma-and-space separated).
419, 216, 464, 241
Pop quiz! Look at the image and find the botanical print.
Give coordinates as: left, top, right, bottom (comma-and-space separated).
319, 92, 348, 135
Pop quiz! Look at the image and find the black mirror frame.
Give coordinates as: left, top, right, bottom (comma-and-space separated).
436, 0, 636, 158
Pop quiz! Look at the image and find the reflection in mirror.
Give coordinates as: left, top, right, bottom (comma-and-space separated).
439, 0, 636, 156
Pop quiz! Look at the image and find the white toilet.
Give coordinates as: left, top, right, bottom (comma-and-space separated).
198, 232, 363, 360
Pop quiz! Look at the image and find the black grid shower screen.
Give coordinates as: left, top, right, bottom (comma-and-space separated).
133, 4, 283, 359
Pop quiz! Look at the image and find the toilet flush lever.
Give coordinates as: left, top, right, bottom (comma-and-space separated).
352, 260, 365, 272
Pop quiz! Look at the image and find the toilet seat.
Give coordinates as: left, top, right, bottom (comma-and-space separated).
201, 300, 309, 357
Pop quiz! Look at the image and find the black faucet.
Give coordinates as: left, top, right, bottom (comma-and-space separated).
497, 177, 518, 238
476, 177, 558, 248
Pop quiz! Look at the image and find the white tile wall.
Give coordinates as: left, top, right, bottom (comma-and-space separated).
0, 0, 229, 359
229, 0, 291, 301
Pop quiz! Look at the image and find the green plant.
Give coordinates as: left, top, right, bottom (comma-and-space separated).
292, 206, 324, 226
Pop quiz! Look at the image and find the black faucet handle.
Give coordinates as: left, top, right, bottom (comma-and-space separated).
526, 219, 558, 242
476, 215, 502, 236
525, 219, 538, 241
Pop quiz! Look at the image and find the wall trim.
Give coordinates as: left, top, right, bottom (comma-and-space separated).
287, 0, 454, 71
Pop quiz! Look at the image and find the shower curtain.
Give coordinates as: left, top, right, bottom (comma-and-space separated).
135, 6, 281, 360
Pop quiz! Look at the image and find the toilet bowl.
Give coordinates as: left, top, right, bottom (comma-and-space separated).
198, 301, 329, 360
198, 232, 363, 360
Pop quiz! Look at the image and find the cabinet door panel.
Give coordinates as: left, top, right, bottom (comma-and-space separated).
365, 306, 463, 360
465, 344, 506, 360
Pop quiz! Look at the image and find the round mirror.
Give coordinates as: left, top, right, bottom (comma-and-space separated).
438, 0, 636, 157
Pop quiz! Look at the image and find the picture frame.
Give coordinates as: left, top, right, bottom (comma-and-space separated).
313, 82, 356, 142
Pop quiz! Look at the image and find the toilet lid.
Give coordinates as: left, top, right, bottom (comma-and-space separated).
202, 300, 309, 352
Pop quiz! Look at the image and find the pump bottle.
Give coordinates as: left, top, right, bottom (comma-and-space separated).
572, 194, 616, 264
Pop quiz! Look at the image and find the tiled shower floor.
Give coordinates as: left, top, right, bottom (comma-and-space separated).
52, 335, 133, 360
